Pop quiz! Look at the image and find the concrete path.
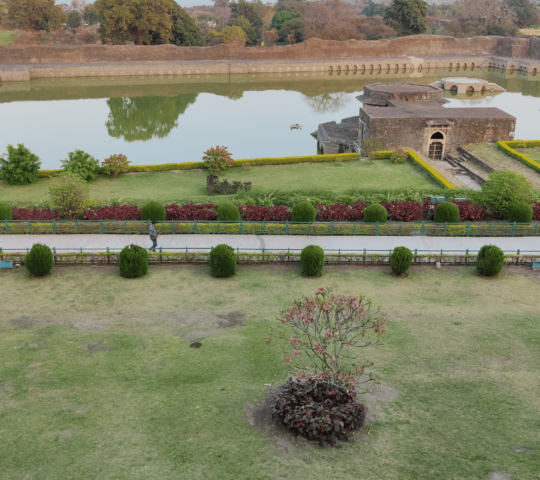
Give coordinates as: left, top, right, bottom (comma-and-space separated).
1, 234, 539, 254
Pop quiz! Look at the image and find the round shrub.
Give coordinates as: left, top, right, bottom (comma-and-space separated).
61, 150, 100, 182
141, 201, 166, 222
363, 204, 387, 223
217, 202, 240, 221
0, 202, 12, 220
119, 244, 149, 278
291, 201, 316, 223
434, 202, 460, 223
477, 244, 505, 277
508, 202, 533, 223
209, 244, 237, 278
0, 144, 41, 185
390, 246, 413, 275
300, 245, 325, 277
25, 243, 53, 277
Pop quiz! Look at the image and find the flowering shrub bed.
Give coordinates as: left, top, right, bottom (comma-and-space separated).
165, 203, 218, 221
82, 205, 141, 221
315, 202, 367, 222
382, 201, 423, 222
243, 205, 291, 221
13, 207, 60, 220
533, 203, 540, 221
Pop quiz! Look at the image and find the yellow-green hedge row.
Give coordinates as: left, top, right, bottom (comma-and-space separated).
406, 150, 455, 189
497, 141, 540, 174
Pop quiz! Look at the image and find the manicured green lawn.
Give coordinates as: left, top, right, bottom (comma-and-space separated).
0, 31, 19, 45
1, 264, 539, 479
0, 160, 441, 204
516, 147, 540, 164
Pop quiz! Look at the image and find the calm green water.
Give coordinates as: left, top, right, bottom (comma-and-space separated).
0, 68, 539, 170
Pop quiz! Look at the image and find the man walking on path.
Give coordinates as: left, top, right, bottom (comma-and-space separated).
149, 221, 158, 252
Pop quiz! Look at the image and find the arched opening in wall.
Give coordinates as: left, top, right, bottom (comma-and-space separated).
395, 64, 399, 73
410, 64, 414, 72
481, 85, 486, 95
361, 65, 365, 74
510, 65, 515, 73
426, 63, 430, 73
431, 131, 444, 140
328, 66, 333, 75
336, 65, 341, 75
345, 65, 349, 75
377, 64, 382, 74
448, 63, 453, 71
533, 68, 537, 76
353, 65, 357, 74
463, 63, 467, 70
449, 85, 458, 97
402, 64, 406, 73
386, 64, 391, 73
428, 142, 444, 160
466, 86, 474, 97
369, 64, 374, 74
418, 64, 422, 72
471, 62, 475, 70
456, 63, 460, 71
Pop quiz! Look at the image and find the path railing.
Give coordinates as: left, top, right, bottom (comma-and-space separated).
2, 219, 540, 237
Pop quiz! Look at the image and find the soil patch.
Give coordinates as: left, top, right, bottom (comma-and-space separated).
301, 272, 322, 278
190, 342, 202, 348
83, 340, 110, 356
73, 317, 107, 332
217, 312, 245, 328
390, 272, 409, 279
10, 317, 35, 329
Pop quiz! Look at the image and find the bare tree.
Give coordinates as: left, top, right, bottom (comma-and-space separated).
303, 0, 357, 41
70, 0, 89, 14
457, 0, 516, 25
304, 92, 352, 114
213, 5, 231, 31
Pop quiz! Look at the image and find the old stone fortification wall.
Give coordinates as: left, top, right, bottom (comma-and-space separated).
0, 36, 502, 64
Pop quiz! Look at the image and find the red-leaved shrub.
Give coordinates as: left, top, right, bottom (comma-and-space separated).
451, 201, 489, 222
12, 207, 60, 220
243, 205, 291, 221
315, 201, 367, 222
531, 203, 540, 221
82, 205, 141, 221
165, 203, 218, 221
381, 201, 423, 222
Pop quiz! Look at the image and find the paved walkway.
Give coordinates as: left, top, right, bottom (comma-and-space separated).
1, 234, 539, 254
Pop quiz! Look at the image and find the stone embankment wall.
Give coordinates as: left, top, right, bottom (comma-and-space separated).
0, 36, 539, 82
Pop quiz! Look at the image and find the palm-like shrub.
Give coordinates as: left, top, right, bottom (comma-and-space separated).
209, 244, 237, 277
477, 245, 505, 277
434, 202, 460, 223
61, 150, 100, 181
363, 204, 387, 223
119, 244, 149, 278
0, 144, 41, 185
390, 246, 413, 275
507, 203, 533, 223
291, 201, 316, 223
0, 202, 12, 220
25, 243, 53, 277
300, 245, 325, 276
217, 202, 240, 221
141, 201, 166, 222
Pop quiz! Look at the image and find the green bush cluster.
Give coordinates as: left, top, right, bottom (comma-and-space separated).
363, 204, 387, 223
25, 243, 53, 277
61, 150, 100, 182
434, 202, 460, 223
119, 244, 149, 278
480, 171, 534, 218
507, 203, 533, 223
0, 202, 12, 220
300, 245, 325, 277
476, 245, 505, 277
291, 202, 316, 223
217, 203, 241, 221
141, 201, 166, 222
390, 246, 413, 275
0, 144, 41, 185
209, 244, 237, 277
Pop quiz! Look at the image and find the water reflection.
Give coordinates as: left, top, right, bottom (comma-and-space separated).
105, 94, 197, 142
303, 92, 352, 114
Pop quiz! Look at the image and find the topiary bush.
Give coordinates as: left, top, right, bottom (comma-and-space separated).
209, 244, 237, 277
300, 245, 325, 276
0, 202, 12, 220
477, 244, 505, 277
363, 204, 387, 223
25, 243, 53, 277
434, 202, 460, 223
390, 246, 413, 275
119, 244, 149, 278
0, 144, 41, 185
217, 202, 241, 221
507, 202, 533, 223
141, 201, 166, 222
291, 201, 316, 223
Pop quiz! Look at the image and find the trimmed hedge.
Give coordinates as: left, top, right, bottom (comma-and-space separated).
119, 244, 149, 278
217, 202, 241, 221
477, 244, 505, 277
390, 246, 413, 275
292, 202, 317, 223
508, 203, 533, 223
209, 244, 237, 277
25, 243, 53, 277
406, 150, 455, 189
434, 202, 460, 223
0, 202, 13, 220
497, 141, 540, 174
300, 245, 325, 276
141, 201, 166, 222
363, 204, 387, 223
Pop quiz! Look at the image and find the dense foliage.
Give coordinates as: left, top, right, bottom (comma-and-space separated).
61, 150, 100, 182
477, 245, 505, 277
363, 204, 388, 223
384, 0, 427, 34
0, 144, 41, 185
0, 202, 12, 221
141, 201, 166, 222
481, 172, 534, 219
291, 201, 316, 223
202, 146, 233, 174
300, 245, 325, 276
119, 244, 149, 278
382, 201, 423, 221
434, 202, 460, 223
82, 205, 141, 221
25, 243, 53, 277
390, 246, 413, 275
7, 0, 66, 31
48, 172, 90, 220
507, 202, 533, 223
209, 244, 237, 277
217, 202, 241, 221
270, 378, 367, 447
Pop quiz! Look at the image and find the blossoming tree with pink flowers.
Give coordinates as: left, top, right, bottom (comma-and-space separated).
269, 286, 386, 388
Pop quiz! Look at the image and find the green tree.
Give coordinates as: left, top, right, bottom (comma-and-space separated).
83, 4, 101, 25
505, 0, 539, 27
221, 25, 247, 45
228, 0, 264, 37
7, 0, 66, 31
362, 0, 388, 17
0, 144, 41, 185
229, 15, 257, 44
270, 9, 291, 32
105, 94, 198, 142
274, 0, 309, 18
384, 0, 427, 35
67, 10, 82, 28
480, 171, 535, 218
155, 0, 203, 46
280, 17, 304, 42
48, 172, 90, 220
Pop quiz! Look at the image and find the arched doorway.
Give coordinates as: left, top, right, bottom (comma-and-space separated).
428, 131, 445, 160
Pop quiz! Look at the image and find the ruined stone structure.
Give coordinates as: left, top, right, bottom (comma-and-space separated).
434, 77, 506, 94
315, 82, 516, 159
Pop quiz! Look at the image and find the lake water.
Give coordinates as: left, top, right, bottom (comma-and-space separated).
0, 68, 539, 170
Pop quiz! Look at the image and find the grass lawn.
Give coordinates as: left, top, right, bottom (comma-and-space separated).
1, 264, 540, 479
0, 160, 441, 204
516, 147, 540, 164
0, 30, 19, 45
466, 143, 540, 189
